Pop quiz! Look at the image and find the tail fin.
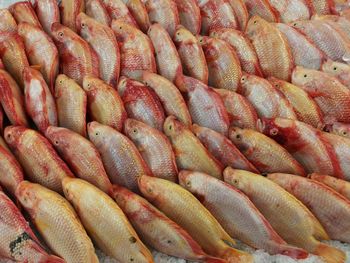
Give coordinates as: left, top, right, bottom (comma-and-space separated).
278, 245, 309, 259
220, 247, 253, 263
41, 255, 66, 263
314, 243, 345, 263
204, 256, 228, 263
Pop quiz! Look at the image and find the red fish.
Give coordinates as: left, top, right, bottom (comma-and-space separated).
227, 0, 249, 30
33, 0, 60, 35
243, 0, 279, 22
174, 0, 201, 35
102, 0, 138, 26
59, 0, 85, 32
9, 1, 42, 28
266, 0, 311, 22
123, 0, 151, 33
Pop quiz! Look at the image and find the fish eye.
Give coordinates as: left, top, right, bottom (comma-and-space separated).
233, 179, 239, 184
270, 128, 278, 136
176, 32, 180, 36
130, 258, 134, 262
236, 134, 241, 140
253, 20, 257, 24
241, 76, 246, 82
119, 26, 122, 30
54, 140, 59, 145
129, 236, 137, 243
59, 80, 63, 84
303, 74, 307, 78
343, 131, 347, 135
293, 23, 297, 26
186, 180, 191, 187
133, 129, 137, 134
168, 124, 172, 130
95, 132, 99, 136
81, 23, 85, 28
147, 187, 152, 193
199, 38, 203, 43
334, 67, 337, 71
58, 31, 64, 37
6, 134, 11, 139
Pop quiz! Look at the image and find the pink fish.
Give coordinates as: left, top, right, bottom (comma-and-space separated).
33, 0, 60, 35
325, 121, 350, 139
9, 1, 42, 28
227, 0, 249, 30
85, 0, 111, 26
267, 0, 311, 22
123, 0, 151, 33
0, 9, 17, 32
309, 0, 336, 15
102, 0, 138, 26
173, 0, 201, 35
309, 173, 350, 200
243, 0, 279, 22
321, 59, 350, 88
59, 0, 85, 32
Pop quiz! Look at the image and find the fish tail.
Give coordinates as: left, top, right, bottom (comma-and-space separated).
277, 244, 309, 259
220, 247, 253, 263
314, 243, 345, 263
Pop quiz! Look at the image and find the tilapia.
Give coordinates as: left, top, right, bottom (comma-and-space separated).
77, 13, 120, 88
51, 22, 99, 85
102, 0, 138, 26
321, 59, 350, 88
4, 126, 74, 193
227, 0, 249, 30
325, 121, 350, 138
267, 0, 311, 22
45, 126, 112, 193
88, 121, 152, 192
124, 119, 177, 181
312, 14, 350, 40
55, 74, 87, 137
309, 173, 350, 200
0, 9, 17, 32
243, 0, 279, 22
122, 0, 151, 33
9, 1, 42, 28
23, 67, 57, 133
163, 116, 223, 179
85, 0, 111, 26
62, 177, 154, 262
59, 0, 85, 32
179, 171, 308, 259
173, 0, 201, 35
310, 0, 336, 15
16, 181, 98, 263
33, 0, 60, 35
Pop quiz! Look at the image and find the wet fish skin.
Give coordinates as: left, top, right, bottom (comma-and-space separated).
243, 0, 279, 22
292, 66, 350, 122
62, 177, 154, 263
0, 69, 29, 127
142, 71, 192, 127
326, 121, 350, 139
309, 173, 350, 200
179, 171, 308, 259
268, 173, 350, 243
77, 13, 120, 88
173, 25, 208, 84
122, 0, 151, 33
124, 118, 177, 182
163, 116, 223, 179
83, 76, 126, 132
4, 126, 74, 194
215, 89, 258, 130
118, 77, 165, 131
85, 0, 111, 26
102, 0, 138, 26
246, 16, 294, 81
268, 77, 323, 128
23, 67, 57, 133
227, 0, 249, 30
88, 121, 152, 192
267, 0, 311, 23
209, 28, 263, 76
111, 19, 156, 81
229, 127, 306, 175
192, 125, 258, 173
33, 0, 60, 35
0, 9, 17, 32
173, 0, 201, 35
59, 0, 85, 32
16, 181, 99, 263
0, 189, 65, 263
9, 1, 42, 28
18, 22, 59, 93
51, 22, 100, 85
321, 59, 350, 88
55, 74, 87, 137
45, 126, 112, 193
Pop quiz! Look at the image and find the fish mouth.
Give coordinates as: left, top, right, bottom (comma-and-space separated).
256, 119, 265, 133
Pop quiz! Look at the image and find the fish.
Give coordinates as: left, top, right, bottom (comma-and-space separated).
173, 0, 201, 35
0, 69, 29, 127
240, 74, 297, 119
192, 125, 259, 173
23, 67, 57, 133
111, 185, 226, 262
16, 181, 99, 263
197, 0, 237, 35
148, 23, 184, 86
181, 77, 230, 135
124, 118, 177, 182
0, 189, 65, 263
268, 77, 323, 128
312, 14, 350, 40
0, 136, 23, 196
142, 71, 192, 127
33, 0, 60, 35
18, 22, 59, 93
246, 16, 294, 81
268, 173, 350, 243
122, 0, 151, 33
45, 126, 112, 193
118, 77, 165, 131
51, 23, 99, 85
242, 0, 279, 22
325, 121, 350, 138
102, 0, 138, 26
267, 0, 311, 22
59, 0, 85, 32
209, 28, 263, 76
224, 168, 346, 263
229, 127, 306, 175
0, 106, 3, 133
258, 118, 343, 178
77, 13, 120, 88
88, 121, 152, 192
62, 178, 154, 262
83, 76, 126, 131
0, 32, 29, 88
310, 0, 336, 15
85, 0, 111, 26
111, 19, 156, 80
215, 89, 258, 130
321, 59, 350, 88
198, 36, 241, 92
179, 171, 308, 259
4, 126, 74, 193
291, 66, 350, 122
292, 20, 350, 63
227, 0, 249, 30
9, 1, 42, 28
163, 116, 223, 179
138, 175, 253, 262
173, 25, 208, 84
309, 173, 350, 200
144, 0, 180, 37
0, 9, 17, 32
55, 74, 87, 137
341, 8, 350, 20
276, 23, 325, 70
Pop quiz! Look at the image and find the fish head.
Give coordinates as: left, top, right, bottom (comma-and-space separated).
267, 77, 283, 89
228, 127, 252, 153
62, 177, 82, 206
4, 126, 27, 148
246, 16, 264, 38
257, 118, 294, 145
178, 170, 206, 194
196, 35, 211, 48
138, 175, 162, 203
173, 25, 194, 44
291, 66, 315, 87
76, 12, 91, 36
87, 121, 109, 148
111, 19, 134, 42
51, 22, 70, 44
191, 124, 205, 138
123, 118, 145, 143
110, 184, 133, 209
163, 116, 183, 138
239, 73, 254, 91
290, 20, 307, 31
322, 59, 349, 76
45, 126, 70, 149
223, 167, 254, 191
330, 122, 350, 138
82, 75, 101, 92
15, 181, 40, 213
55, 74, 71, 94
